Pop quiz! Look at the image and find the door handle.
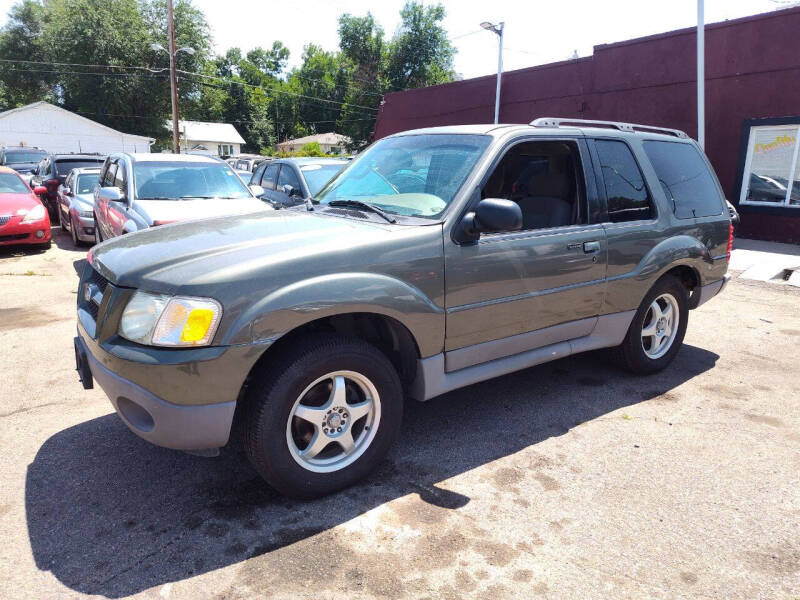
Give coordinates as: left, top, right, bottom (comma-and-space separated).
583, 241, 601, 253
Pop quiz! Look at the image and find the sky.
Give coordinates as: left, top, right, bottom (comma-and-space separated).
0, 0, 791, 80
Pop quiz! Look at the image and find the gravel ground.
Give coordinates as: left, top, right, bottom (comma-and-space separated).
1, 228, 798, 600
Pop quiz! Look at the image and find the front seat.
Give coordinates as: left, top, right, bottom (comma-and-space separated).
513, 170, 573, 230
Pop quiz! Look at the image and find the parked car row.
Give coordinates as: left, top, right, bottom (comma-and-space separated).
1, 146, 349, 250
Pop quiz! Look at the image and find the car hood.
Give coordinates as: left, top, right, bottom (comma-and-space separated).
91, 208, 399, 292
0, 192, 39, 213
74, 193, 95, 208
134, 197, 267, 224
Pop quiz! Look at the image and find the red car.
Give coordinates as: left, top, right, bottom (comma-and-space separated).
0, 166, 51, 249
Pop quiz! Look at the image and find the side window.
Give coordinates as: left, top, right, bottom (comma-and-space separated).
114, 161, 126, 193
261, 164, 279, 190
642, 141, 723, 219
278, 165, 301, 192
480, 140, 585, 231
103, 162, 118, 189
251, 162, 267, 184
595, 140, 653, 223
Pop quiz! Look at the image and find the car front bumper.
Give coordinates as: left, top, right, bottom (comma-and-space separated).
75, 334, 237, 450
71, 212, 96, 242
74, 292, 268, 451
0, 216, 51, 246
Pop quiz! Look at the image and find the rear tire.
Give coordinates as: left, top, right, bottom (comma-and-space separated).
242, 334, 403, 499
613, 275, 688, 374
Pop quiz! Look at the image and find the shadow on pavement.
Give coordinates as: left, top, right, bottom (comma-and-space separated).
51, 226, 90, 255
26, 345, 718, 597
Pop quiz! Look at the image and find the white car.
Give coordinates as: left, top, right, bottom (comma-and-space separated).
93, 153, 270, 242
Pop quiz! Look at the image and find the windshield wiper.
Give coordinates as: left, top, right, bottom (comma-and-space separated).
327, 199, 396, 223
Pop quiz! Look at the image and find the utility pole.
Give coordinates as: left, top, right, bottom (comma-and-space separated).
167, 0, 180, 154
481, 21, 504, 124
697, 0, 705, 149
151, 3, 194, 154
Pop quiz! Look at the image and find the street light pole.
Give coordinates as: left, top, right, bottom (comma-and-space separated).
481, 21, 505, 125
697, 0, 705, 149
167, 0, 180, 154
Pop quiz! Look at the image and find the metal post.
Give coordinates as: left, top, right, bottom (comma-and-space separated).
167, 0, 180, 154
494, 23, 504, 125
697, 0, 705, 149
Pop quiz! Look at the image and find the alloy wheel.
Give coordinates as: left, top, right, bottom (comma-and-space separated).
286, 370, 381, 473
641, 293, 679, 359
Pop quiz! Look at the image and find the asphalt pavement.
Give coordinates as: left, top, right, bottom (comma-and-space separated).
1, 229, 798, 599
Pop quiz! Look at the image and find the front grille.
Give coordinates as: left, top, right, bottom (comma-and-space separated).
0, 215, 11, 227
0, 233, 27, 242
79, 265, 110, 323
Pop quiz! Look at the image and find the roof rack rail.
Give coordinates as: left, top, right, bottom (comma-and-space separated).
530, 117, 688, 139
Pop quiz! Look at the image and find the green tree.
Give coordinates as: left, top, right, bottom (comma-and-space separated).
385, 2, 455, 90
335, 12, 385, 149
0, 1, 52, 107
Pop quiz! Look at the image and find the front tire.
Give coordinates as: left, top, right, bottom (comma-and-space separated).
614, 275, 688, 374
93, 214, 103, 245
242, 334, 403, 498
70, 216, 80, 247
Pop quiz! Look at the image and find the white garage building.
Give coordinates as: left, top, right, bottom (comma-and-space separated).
0, 101, 153, 153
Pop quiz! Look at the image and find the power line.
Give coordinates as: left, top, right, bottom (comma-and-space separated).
1, 56, 392, 103
450, 28, 484, 41
1, 63, 380, 116
0, 57, 167, 72
0, 67, 168, 79
179, 70, 380, 112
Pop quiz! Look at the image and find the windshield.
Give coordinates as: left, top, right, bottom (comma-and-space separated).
4, 151, 45, 164
301, 163, 347, 196
315, 134, 491, 218
133, 161, 251, 200
0, 172, 31, 193
76, 173, 100, 194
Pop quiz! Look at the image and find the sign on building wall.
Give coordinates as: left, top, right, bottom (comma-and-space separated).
739, 125, 800, 206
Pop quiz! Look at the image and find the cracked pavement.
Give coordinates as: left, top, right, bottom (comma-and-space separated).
1, 230, 799, 599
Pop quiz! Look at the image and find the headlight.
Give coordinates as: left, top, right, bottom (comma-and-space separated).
119, 291, 222, 347
21, 204, 46, 222
79, 209, 94, 218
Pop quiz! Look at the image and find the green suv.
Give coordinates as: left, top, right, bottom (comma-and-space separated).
74, 118, 732, 498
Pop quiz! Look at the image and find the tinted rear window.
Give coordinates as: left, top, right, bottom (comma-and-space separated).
55, 159, 105, 175
643, 141, 723, 219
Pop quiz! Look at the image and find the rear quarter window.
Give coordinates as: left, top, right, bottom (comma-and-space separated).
642, 141, 723, 219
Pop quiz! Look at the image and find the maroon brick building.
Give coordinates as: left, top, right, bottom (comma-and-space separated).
373, 7, 800, 243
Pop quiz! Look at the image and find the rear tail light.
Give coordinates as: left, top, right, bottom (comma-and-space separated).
726, 223, 734, 261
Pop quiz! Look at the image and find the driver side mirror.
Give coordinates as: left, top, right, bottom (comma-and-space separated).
459, 198, 523, 241
33, 186, 47, 195
98, 186, 124, 203
62, 186, 72, 196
